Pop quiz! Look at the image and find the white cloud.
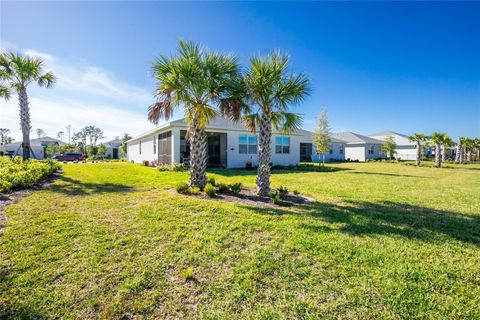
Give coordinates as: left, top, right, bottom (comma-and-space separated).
0, 44, 162, 142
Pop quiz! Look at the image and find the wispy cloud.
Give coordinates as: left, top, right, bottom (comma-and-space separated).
0, 44, 159, 141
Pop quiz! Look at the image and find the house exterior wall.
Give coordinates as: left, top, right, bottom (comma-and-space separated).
369, 133, 416, 161
310, 143, 346, 162
127, 135, 158, 164
344, 144, 366, 162
1, 145, 45, 159
364, 143, 385, 161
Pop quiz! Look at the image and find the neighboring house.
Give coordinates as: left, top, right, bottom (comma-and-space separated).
103, 138, 125, 159
0, 137, 65, 159
331, 132, 386, 162
299, 130, 346, 162
369, 131, 417, 161
126, 116, 346, 168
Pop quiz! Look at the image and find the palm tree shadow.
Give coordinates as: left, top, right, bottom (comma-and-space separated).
244, 200, 480, 246
209, 166, 351, 177
46, 176, 134, 196
348, 172, 426, 178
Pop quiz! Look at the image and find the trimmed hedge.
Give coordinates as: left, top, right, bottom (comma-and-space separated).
0, 157, 62, 192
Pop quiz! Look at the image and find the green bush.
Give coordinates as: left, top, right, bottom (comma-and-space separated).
217, 183, 229, 193
175, 182, 189, 194
187, 187, 200, 195
271, 192, 283, 205
142, 160, 149, 167
278, 186, 289, 198
0, 157, 62, 193
204, 183, 216, 197
206, 175, 216, 186
229, 182, 242, 194
157, 163, 187, 172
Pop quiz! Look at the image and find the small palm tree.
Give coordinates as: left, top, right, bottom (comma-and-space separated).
408, 133, 426, 165
454, 137, 464, 164
234, 51, 310, 196
463, 138, 475, 162
429, 132, 447, 168
441, 135, 454, 161
148, 40, 241, 188
0, 52, 56, 159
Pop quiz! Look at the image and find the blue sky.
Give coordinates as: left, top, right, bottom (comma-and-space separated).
1, 1, 479, 141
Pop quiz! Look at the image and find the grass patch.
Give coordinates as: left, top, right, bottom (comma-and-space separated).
0, 161, 479, 318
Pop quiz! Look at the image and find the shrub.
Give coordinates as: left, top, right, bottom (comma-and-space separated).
278, 186, 288, 198
204, 183, 216, 197
0, 157, 62, 193
217, 183, 229, 193
293, 189, 301, 195
187, 187, 200, 195
206, 175, 216, 186
157, 163, 187, 172
229, 182, 242, 194
245, 159, 253, 170
175, 182, 189, 194
271, 192, 283, 205
142, 160, 149, 166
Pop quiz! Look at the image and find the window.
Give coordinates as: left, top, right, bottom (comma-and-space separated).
367, 145, 374, 155
329, 144, 333, 154
139, 140, 142, 155
275, 136, 290, 154
153, 136, 156, 153
339, 144, 344, 154
239, 135, 257, 154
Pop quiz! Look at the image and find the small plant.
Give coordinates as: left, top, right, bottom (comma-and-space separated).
217, 183, 229, 193
171, 163, 187, 171
245, 159, 253, 170
204, 183, 216, 197
182, 267, 195, 281
278, 186, 288, 198
142, 160, 149, 166
206, 175, 216, 186
293, 189, 300, 195
271, 192, 283, 205
175, 182, 189, 194
187, 187, 200, 195
229, 182, 242, 194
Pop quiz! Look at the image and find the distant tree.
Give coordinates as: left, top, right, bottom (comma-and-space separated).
381, 135, 397, 159
83, 125, 105, 146
464, 138, 475, 162
441, 135, 454, 161
430, 132, 447, 168
120, 133, 132, 155
408, 133, 426, 165
97, 143, 107, 156
86, 145, 98, 157
56, 131, 64, 141
0, 52, 56, 159
72, 130, 87, 154
454, 137, 464, 164
0, 128, 14, 145
45, 142, 60, 157
474, 138, 480, 161
312, 110, 331, 164
35, 128, 46, 138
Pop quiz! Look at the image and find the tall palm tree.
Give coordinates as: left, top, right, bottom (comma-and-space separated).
454, 137, 463, 164
232, 51, 310, 196
148, 40, 241, 188
0, 52, 56, 159
430, 132, 447, 168
408, 133, 426, 165
463, 138, 475, 162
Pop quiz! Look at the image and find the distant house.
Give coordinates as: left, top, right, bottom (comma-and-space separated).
331, 132, 386, 162
368, 131, 417, 161
103, 138, 125, 159
0, 137, 65, 159
126, 116, 346, 168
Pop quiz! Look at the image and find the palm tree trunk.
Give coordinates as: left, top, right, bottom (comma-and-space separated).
188, 114, 207, 189
416, 141, 421, 165
435, 143, 441, 168
460, 147, 465, 164
441, 145, 446, 161
454, 139, 462, 163
466, 150, 472, 162
256, 107, 272, 196
18, 87, 31, 160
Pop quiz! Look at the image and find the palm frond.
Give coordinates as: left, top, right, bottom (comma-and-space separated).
37, 72, 56, 87
0, 85, 11, 100
271, 112, 303, 134
242, 113, 259, 133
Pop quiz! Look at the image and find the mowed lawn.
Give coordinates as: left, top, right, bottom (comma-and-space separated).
1, 162, 479, 319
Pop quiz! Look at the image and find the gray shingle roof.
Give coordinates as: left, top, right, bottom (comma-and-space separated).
103, 138, 123, 147
331, 132, 385, 144
1, 137, 65, 148
369, 130, 410, 138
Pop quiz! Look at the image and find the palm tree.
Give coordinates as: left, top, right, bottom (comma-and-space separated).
234, 51, 310, 196
408, 133, 426, 165
430, 132, 447, 168
454, 137, 464, 164
441, 135, 454, 161
0, 52, 56, 159
148, 40, 242, 188
463, 138, 475, 162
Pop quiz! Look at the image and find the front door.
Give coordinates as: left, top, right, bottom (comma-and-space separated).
300, 143, 313, 162
208, 135, 221, 166
112, 148, 119, 159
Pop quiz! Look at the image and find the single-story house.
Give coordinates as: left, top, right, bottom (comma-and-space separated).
103, 138, 125, 159
126, 116, 346, 168
368, 131, 417, 161
0, 137, 65, 159
331, 132, 386, 162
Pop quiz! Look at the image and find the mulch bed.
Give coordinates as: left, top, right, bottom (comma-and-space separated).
168, 186, 314, 208
0, 171, 62, 234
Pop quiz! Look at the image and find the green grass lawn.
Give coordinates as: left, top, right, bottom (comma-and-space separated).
1, 162, 479, 319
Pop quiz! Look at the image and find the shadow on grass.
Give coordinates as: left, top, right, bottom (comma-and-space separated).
0, 304, 46, 320
46, 176, 134, 196
347, 172, 426, 178
244, 200, 480, 246
209, 165, 351, 177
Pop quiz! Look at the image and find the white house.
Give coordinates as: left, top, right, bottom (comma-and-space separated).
103, 138, 125, 159
0, 137, 65, 159
368, 131, 417, 160
331, 132, 386, 161
126, 116, 346, 168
